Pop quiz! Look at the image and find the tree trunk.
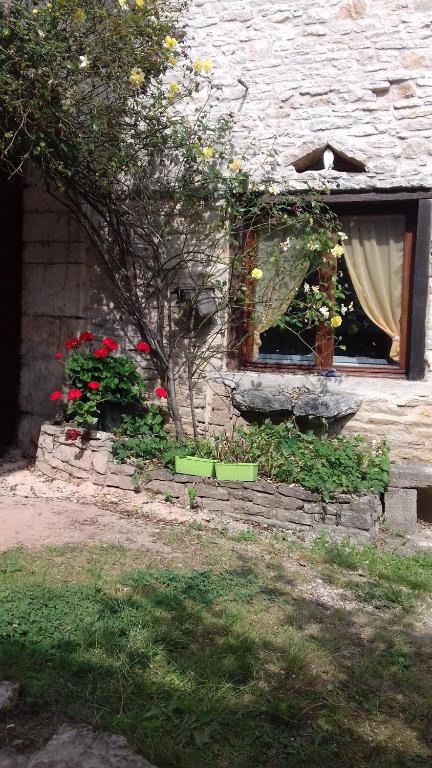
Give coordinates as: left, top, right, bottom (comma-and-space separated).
167, 360, 184, 441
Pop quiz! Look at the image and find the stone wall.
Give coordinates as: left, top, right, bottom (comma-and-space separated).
14, 0, 432, 463
36, 424, 383, 541
187, 0, 432, 190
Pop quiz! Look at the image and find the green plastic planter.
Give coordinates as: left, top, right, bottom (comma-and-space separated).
175, 456, 215, 478
215, 462, 258, 482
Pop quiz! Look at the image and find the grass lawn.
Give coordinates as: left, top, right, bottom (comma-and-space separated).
1, 524, 432, 767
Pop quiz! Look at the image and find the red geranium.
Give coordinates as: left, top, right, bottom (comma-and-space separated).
102, 337, 118, 352
66, 428, 81, 441
154, 386, 168, 399
54, 353, 64, 360
88, 381, 101, 390
79, 331, 94, 342
136, 341, 151, 353
94, 347, 109, 358
65, 337, 81, 350
50, 391, 62, 401
68, 388, 83, 401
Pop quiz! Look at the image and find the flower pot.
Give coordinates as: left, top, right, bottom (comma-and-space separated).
96, 401, 145, 433
175, 456, 215, 478
215, 462, 258, 482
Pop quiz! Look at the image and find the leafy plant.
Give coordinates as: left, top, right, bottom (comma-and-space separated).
65, 353, 146, 405
115, 408, 166, 438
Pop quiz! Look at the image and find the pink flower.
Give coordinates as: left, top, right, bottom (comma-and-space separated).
94, 347, 109, 358
136, 341, 151, 353
66, 428, 81, 441
102, 337, 118, 352
154, 386, 168, 399
79, 331, 94, 342
88, 381, 101, 390
50, 391, 62, 401
65, 337, 81, 350
68, 389, 83, 401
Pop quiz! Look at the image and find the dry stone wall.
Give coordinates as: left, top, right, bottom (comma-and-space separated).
36, 424, 383, 541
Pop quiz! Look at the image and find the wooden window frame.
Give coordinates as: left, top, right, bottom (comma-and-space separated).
233, 194, 431, 380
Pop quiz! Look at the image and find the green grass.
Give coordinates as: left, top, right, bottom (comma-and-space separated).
0, 535, 432, 768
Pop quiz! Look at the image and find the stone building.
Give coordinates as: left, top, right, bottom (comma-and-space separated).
2, 0, 432, 478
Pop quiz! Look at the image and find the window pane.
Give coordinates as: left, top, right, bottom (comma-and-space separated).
335, 214, 406, 367
253, 230, 316, 363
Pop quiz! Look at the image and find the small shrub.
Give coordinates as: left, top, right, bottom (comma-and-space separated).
115, 407, 166, 438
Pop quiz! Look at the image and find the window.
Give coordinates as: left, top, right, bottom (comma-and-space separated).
238, 199, 429, 379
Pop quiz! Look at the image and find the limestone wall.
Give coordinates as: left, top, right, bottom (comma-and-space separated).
36, 424, 383, 541
15, 0, 432, 463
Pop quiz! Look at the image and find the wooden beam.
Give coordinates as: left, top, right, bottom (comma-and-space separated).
409, 199, 431, 381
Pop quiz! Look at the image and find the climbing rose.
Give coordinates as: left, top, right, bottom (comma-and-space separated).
88, 381, 101, 390
54, 353, 64, 359
50, 391, 62, 401
102, 337, 118, 351
66, 428, 81, 441
65, 337, 81, 350
79, 331, 94, 342
68, 389, 83, 401
94, 347, 109, 358
136, 341, 151, 353
154, 386, 168, 399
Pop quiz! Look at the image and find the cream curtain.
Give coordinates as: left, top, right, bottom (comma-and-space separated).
341, 215, 406, 362
253, 234, 309, 359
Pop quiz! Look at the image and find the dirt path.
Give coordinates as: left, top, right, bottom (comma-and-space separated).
0, 459, 246, 552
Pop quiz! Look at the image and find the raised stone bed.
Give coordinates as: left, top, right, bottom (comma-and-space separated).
37, 424, 383, 541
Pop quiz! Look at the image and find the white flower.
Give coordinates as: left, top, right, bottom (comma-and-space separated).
37, 29, 45, 38
268, 183, 278, 195
348, 301, 354, 311
78, 55, 89, 69
312, 285, 320, 294
340, 304, 348, 315
338, 231, 348, 241
280, 237, 291, 253
304, 282, 310, 294
319, 306, 330, 318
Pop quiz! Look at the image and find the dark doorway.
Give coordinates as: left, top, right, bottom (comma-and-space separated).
0, 173, 22, 449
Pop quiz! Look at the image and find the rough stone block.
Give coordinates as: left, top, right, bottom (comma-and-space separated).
275, 493, 305, 511
0, 681, 20, 713
92, 450, 111, 475
105, 474, 135, 491
196, 485, 230, 500
275, 508, 314, 527
145, 481, 182, 498
389, 464, 432, 489
384, 487, 418, 533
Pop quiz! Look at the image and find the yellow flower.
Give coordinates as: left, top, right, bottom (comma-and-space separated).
202, 59, 213, 74
193, 59, 204, 73
74, 8, 85, 22
169, 81, 180, 95
330, 315, 342, 328
201, 146, 214, 160
331, 244, 344, 258
135, 0, 145, 6
168, 55, 177, 66
164, 36, 178, 50
229, 159, 242, 173
129, 67, 145, 88
46, 2, 52, 8
251, 268, 263, 280
32, 7, 39, 14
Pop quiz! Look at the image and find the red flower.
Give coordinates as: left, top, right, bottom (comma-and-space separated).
66, 428, 81, 441
54, 353, 64, 360
88, 381, 101, 390
154, 386, 168, 399
50, 391, 62, 401
68, 388, 83, 401
94, 347, 109, 358
102, 337, 118, 352
65, 337, 81, 350
79, 331, 94, 342
136, 341, 151, 354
